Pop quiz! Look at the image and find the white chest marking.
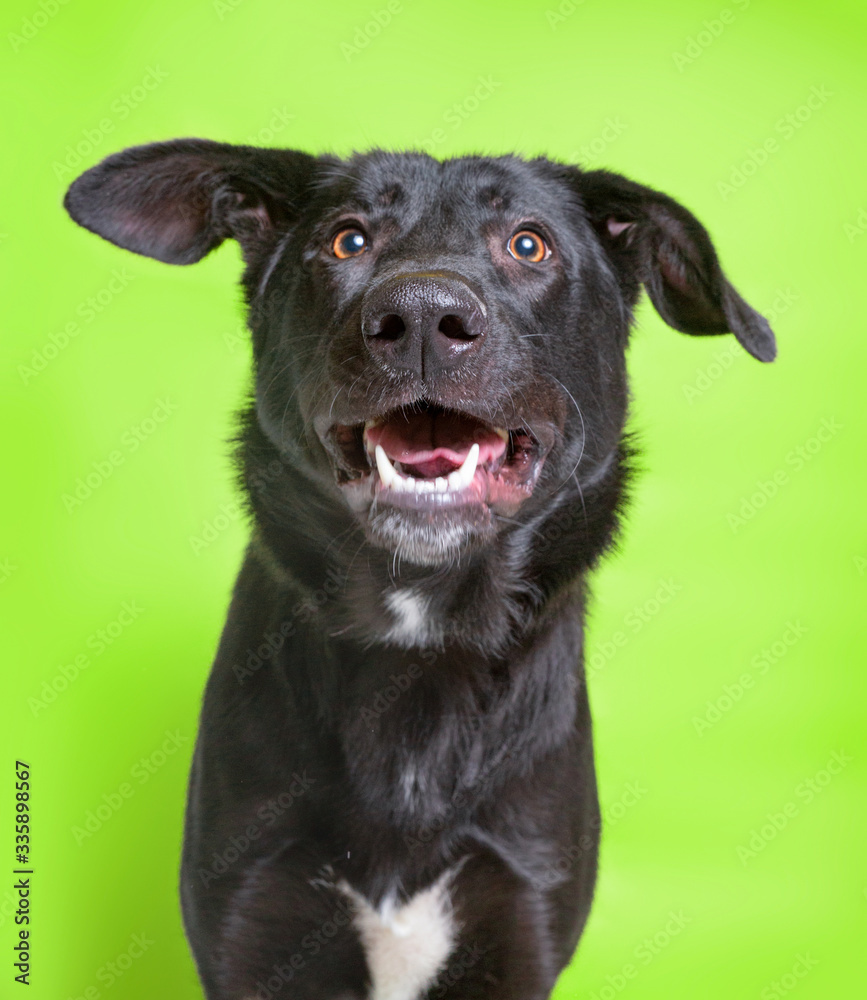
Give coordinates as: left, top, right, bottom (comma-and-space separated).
338, 870, 458, 1000
384, 588, 431, 646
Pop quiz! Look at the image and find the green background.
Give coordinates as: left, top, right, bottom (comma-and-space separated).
1, 0, 865, 996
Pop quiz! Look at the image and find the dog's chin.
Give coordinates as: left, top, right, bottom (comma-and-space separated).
364, 503, 495, 567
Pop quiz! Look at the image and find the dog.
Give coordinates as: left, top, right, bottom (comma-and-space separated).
65, 140, 776, 1000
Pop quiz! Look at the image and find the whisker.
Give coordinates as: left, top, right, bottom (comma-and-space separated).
328, 386, 343, 421
546, 375, 587, 495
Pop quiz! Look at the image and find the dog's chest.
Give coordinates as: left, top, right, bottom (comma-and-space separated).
338, 868, 458, 1000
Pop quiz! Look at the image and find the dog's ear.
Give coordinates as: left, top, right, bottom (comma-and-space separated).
64, 139, 320, 265
574, 169, 776, 362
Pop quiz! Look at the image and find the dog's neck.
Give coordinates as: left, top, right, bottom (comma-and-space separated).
247, 529, 589, 850
250, 526, 543, 654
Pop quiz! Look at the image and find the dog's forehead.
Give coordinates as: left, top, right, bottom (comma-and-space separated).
320, 152, 573, 222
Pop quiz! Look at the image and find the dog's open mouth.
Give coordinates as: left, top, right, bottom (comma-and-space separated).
327, 403, 549, 512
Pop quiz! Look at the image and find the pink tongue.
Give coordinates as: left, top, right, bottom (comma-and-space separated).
366, 410, 507, 475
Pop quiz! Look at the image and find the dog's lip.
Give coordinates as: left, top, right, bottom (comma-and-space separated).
322, 402, 555, 512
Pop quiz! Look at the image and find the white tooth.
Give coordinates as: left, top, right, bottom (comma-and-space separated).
375, 445, 398, 489
446, 443, 479, 492
393, 469, 413, 492
395, 467, 418, 493
376, 444, 465, 496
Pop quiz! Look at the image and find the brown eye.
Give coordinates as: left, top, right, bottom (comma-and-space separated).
508, 230, 549, 263
332, 227, 368, 258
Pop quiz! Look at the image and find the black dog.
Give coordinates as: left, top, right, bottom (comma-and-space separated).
65, 141, 775, 1000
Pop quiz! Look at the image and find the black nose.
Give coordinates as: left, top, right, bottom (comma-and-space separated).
361, 271, 487, 377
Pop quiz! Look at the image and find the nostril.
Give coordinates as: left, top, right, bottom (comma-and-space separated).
376, 314, 406, 341
438, 314, 475, 341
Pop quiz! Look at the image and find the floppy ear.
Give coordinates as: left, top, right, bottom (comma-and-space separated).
64, 138, 320, 265
575, 169, 776, 362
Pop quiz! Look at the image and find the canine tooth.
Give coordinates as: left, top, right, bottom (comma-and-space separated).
375, 445, 398, 489
446, 443, 479, 492
363, 420, 379, 453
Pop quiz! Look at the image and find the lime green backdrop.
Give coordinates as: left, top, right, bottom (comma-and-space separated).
1, 0, 865, 996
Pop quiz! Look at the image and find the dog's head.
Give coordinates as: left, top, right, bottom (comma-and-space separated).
65, 141, 775, 568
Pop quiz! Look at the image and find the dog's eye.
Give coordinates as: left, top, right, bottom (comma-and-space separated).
508, 230, 549, 263
332, 228, 368, 259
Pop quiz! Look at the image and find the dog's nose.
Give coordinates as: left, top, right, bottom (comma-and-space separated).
361, 272, 487, 376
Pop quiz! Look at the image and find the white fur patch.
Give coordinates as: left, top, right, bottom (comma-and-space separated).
384, 588, 431, 647
400, 764, 419, 809
338, 870, 458, 1000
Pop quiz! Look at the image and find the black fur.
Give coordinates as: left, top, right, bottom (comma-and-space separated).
65, 140, 775, 1000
